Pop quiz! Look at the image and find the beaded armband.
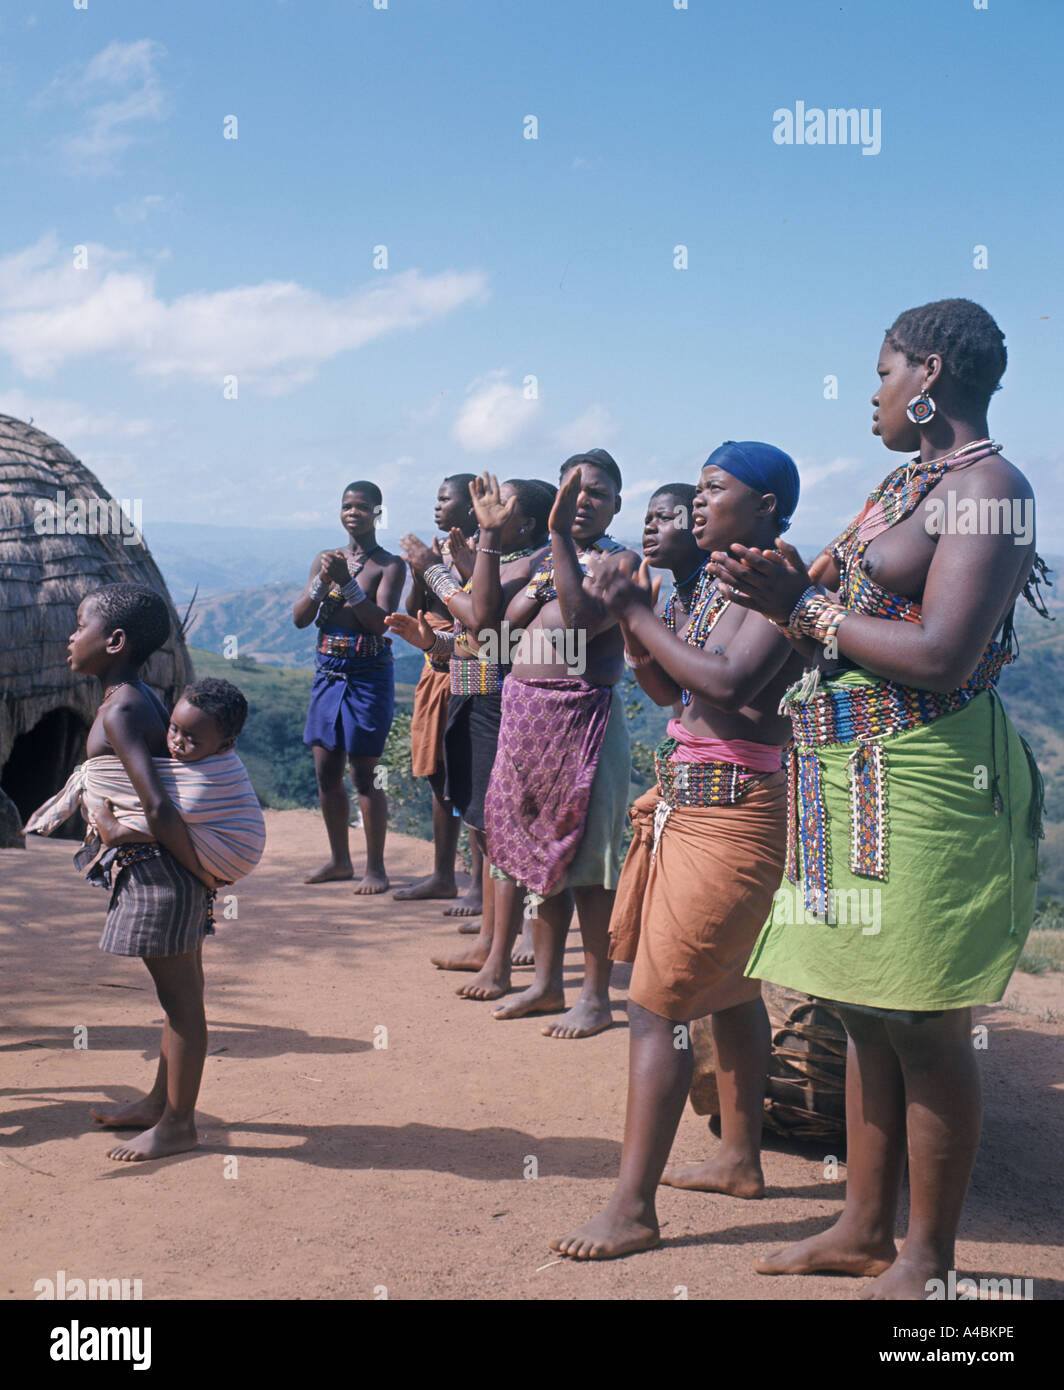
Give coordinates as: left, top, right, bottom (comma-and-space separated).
340, 577, 366, 606
308, 575, 324, 601
424, 563, 460, 604
625, 649, 655, 668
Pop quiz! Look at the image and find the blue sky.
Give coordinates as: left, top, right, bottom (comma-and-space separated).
1, 0, 1060, 557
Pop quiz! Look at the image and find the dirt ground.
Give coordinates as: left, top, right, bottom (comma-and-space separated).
3, 809, 1063, 1302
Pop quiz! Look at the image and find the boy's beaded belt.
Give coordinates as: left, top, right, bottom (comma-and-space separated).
781, 644, 1012, 913
650, 736, 771, 861
317, 631, 390, 660
451, 659, 507, 697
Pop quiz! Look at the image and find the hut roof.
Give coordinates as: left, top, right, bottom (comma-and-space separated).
0, 412, 194, 779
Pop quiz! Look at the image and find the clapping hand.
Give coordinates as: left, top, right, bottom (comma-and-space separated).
469, 472, 516, 533
447, 527, 476, 583
321, 550, 350, 585
585, 553, 660, 616
400, 533, 438, 579
384, 609, 436, 651
707, 538, 812, 622
548, 467, 581, 536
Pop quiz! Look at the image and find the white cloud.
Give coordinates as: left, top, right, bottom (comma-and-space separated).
0, 387, 154, 444
0, 234, 488, 390
451, 371, 539, 453
114, 193, 169, 223
38, 39, 169, 175
796, 455, 863, 489
553, 402, 616, 454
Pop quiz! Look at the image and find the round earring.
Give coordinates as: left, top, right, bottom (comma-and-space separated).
906, 391, 936, 425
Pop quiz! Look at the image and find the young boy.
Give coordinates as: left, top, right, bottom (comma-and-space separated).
294, 481, 405, 893
393, 473, 482, 912
57, 586, 230, 1162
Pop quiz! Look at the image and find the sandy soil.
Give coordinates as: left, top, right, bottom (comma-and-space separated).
2, 809, 1062, 1302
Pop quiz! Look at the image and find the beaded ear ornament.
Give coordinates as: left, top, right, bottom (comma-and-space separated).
905, 391, 936, 425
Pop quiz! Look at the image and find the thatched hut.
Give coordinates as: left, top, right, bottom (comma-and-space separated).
0, 414, 193, 844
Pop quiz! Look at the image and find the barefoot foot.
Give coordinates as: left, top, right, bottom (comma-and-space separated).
456, 919, 481, 934
860, 1253, 946, 1301
90, 1097, 165, 1130
353, 870, 389, 895
542, 996, 613, 1039
457, 965, 511, 1000
491, 984, 565, 1020
392, 873, 457, 902
106, 1117, 198, 1162
511, 923, 535, 967
660, 1154, 765, 1199
304, 861, 354, 884
431, 945, 489, 972
756, 1222, 897, 1277
444, 890, 483, 918
550, 1202, 660, 1261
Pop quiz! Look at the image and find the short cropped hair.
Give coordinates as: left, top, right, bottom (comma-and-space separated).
89, 584, 170, 665
443, 473, 477, 493
650, 483, 697, 511
559, 448, 622, 495
342, 480, 383, 507
886, 299, 1007, 411
505, 479, 556, 546
180, 677, 248, 741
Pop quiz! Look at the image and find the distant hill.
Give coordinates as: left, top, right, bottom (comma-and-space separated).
181, 557, 1062, 893
183, 582, 427, 683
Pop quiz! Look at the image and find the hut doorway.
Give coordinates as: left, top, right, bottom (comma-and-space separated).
1, 707, 88, 836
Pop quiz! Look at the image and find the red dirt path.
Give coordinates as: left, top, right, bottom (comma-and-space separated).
3, 810, 1062, 1301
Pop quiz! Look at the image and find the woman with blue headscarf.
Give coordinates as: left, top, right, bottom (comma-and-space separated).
549, 441, 805, 1262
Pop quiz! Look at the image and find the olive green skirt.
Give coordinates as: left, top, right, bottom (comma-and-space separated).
745, 677, 1042, 1012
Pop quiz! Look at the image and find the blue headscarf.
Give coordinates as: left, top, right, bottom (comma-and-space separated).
703, 440, 800, 534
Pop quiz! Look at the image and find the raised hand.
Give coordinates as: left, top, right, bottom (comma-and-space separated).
384, 609, 436, 650
707, 538, 812, 621
585, 553, 660, 616
448, 526, 475, 582
469, 472, 516, 533
400, 533, 438, 578
548, 466, 582, 536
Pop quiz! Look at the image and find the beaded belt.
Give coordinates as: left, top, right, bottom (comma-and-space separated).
113, 844, 216, 929
317, 631, 389, 660
451, 659, 507, 697
115, 844, 163, 870
781, 644, 1012, 913
651, 737, 766, 861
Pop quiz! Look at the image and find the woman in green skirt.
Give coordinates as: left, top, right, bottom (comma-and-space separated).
710, 298, 1048, 1300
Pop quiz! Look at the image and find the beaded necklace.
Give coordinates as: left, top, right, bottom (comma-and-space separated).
662, 565, 730, 705
662, 560, 710, 635
830, 441, 1002, 612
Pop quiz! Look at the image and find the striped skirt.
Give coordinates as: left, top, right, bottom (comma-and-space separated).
100, 848, 215, 959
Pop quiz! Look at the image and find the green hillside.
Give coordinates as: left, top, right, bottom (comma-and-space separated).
189, 573, 1062, 898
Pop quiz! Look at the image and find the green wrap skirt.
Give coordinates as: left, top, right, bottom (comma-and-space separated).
745, 670, 1043, 1013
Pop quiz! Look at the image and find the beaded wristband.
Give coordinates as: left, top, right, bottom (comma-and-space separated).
790, 591, 849, 646
424, 563, 460, 604
476, 546, 502, 555
341, 577, 367, 606
625, 649, 655, 668
785, 585, 819, 630
428, 629, 456, 659
308, 575, 324, 601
